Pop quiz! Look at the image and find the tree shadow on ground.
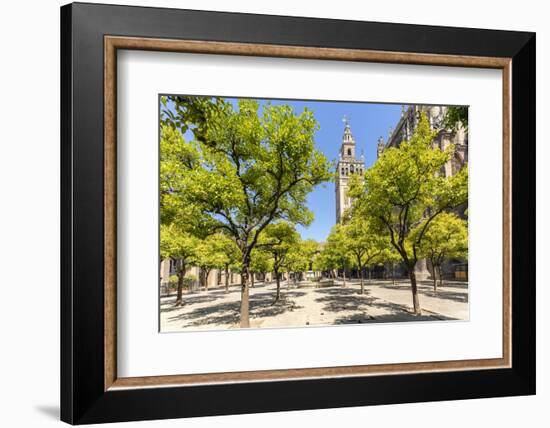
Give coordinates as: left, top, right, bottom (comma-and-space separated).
377, 281, 469, 290
167, 300, 241, 327
250, 293, 304, 319
427, 289, 469, 303
314, 288, 457, 324
314, 287, 366, 297
277, 290, 307, 299
376, 283, 414, 291
334, 312, 454, 324
375, 282, 468, 303
332, 296, 456, 324
436, 281, 469, 290
165, 290, 306, 328
315, 294, 375, 313
160, 294, 225, 313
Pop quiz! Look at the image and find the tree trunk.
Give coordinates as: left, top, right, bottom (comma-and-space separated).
359, 266, 364, 294
432, 260, 437, 292
240, 268, 250, 328
199, 269, 204, 291
224, 264, 229, 292
250, 272, 255, 288
159, 257, 164, 295
342, 264, 347, 287
392, 262, 395, 286
408, 267, 421, 315
274, 270, 281, 302
438, 265, 444, 288
430, 258, 437, 293
368, 267, 372, 282
175, 263, 185, 307
204, 269, 210, 291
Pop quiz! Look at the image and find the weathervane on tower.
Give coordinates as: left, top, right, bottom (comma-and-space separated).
342, 115, 349, 127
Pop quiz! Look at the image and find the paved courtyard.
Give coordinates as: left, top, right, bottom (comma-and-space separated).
160, 279, 468, 332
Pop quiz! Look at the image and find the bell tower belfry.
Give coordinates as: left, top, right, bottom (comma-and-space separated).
341, 120, 356, 159
335, 117, 365, 223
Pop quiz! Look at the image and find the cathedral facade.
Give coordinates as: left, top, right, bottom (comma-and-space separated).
378, 105, 468, 177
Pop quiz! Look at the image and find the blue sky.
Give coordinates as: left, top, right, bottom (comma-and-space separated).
178, 97, 403, 242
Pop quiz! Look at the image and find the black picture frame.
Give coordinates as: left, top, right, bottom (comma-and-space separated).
61, 2, 535, 424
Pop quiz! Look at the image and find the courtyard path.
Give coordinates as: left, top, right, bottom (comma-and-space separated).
160, 279, 468, 332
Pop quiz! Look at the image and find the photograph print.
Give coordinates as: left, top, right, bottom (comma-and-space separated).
159, 95, 469, 332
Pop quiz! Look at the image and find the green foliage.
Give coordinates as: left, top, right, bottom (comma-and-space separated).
195, 233, 235, 272
286, 239, 319, 273
168, 274, 196, 289
216, 234, 242, 272
350, 112, 468, 268
414, 212, 468, 265
160, 125, 213, 233
349, 112, 468, 311
342, 215, 388, 270
443, 106, 468, 131
250, 247, 273, 274
256, 221, 301, 273
161, 97, 331, 270
160, 223, 199, 268
319, 224, 352, 271
161, 95, 227, 141
312, 249, 339, 273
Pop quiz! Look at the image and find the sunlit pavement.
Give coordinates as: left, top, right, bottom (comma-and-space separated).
160, 279, 468, 332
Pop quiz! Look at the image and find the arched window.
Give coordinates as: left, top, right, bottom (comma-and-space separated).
347, 148, 352, 156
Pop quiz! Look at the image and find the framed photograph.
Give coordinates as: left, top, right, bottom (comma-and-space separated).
61, 2, 535, 424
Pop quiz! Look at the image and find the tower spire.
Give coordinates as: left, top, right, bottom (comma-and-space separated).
342, 116, 355, 145
377, 136, 385, 158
